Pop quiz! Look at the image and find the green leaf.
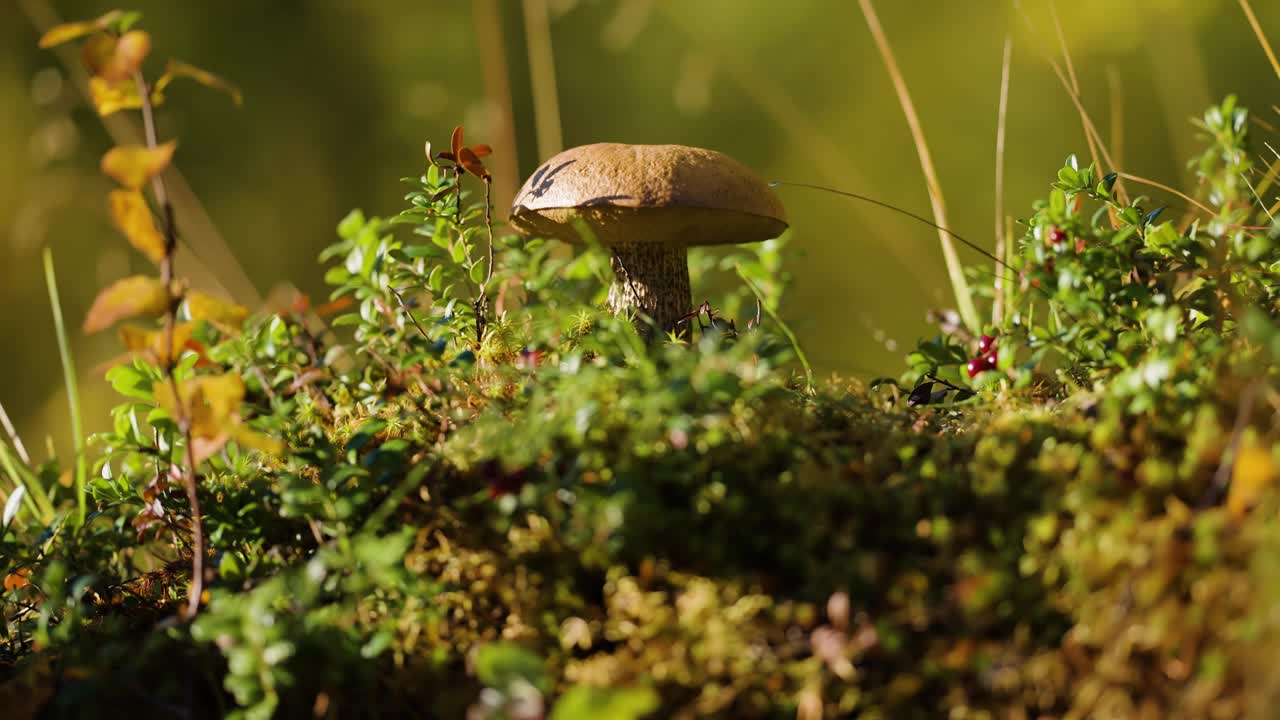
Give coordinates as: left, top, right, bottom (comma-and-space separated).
474, 642, 549, 694
550, 686, 659, 720
338, 209, 365, 240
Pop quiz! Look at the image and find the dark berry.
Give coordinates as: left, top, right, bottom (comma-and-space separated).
977, 334, 995, 355
983, 350, 999, 368
1048, 227, 1066, 245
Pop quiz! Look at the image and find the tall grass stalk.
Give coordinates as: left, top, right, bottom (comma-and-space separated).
857, 0, 979, 331
42, 248, 86, 528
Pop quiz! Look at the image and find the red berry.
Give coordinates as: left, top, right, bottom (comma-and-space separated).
977, 334, 995, 355
966, 357, 989, 378
984, 350, 998, 368
1048, 227, 1066, 246
1044, 257, 1055, 273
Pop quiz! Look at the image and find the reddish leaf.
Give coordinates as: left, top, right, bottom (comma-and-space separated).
457, 147, 490, 180
83, 275, 169, 333
450, 125, 464, 160
470, 144, 493, 158
108, 189, 166, 263
314, 295, 353, 317
3, 567, 31, 592
101, 141, 176, 189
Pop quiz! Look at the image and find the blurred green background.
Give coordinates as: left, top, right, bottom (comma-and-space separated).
1, 0, 1277, 456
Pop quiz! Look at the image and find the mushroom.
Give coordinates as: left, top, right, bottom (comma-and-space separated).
508, 143, 787, 336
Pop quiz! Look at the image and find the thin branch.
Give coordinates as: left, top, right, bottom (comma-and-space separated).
389, 287, 431, 341
1116, 171, 1216, 217
133, 71, 204, 620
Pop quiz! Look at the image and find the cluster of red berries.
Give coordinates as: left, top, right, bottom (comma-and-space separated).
965, 334, 999, 378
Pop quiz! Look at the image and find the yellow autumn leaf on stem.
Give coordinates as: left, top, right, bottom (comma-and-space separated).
154, 373, 246, 440
186, 291, 249, 328
101, 141, 177, 190
89, 75, 144, 115
83, 275, 169, 333
101, 30, 150, 81
118, 322, 197, 365
80, 34, 116, 75
37, 8, 121, 48
1228, 443, 1277, 520
153, 60, 243, 106
108, 189, 166, 263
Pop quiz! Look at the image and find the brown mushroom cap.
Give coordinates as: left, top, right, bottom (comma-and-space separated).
509, 143, 788, 248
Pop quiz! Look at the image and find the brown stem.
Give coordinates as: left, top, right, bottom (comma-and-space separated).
606, 241, 691, 338
134, 71, 205, 619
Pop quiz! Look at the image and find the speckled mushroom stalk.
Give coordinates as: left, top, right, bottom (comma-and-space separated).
509, 143, 788, 339
606, 240, 692, 335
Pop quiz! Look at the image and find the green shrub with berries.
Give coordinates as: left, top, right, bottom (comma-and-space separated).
5, 11, 1280, 720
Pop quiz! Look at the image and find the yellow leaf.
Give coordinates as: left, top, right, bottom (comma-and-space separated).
155, 373, 246, 440
153, 60, 243, 106
108, 189, 166, 263
100, 30, 151, 82
117, 322, 195, 365
101, 141, 176, 189
38, 10, 127, 48
1228, 444, 1277, 520
83, 275, 169, 334
38, 21, 102, 49
89, 76, 143, 116
186, 291, 248, 328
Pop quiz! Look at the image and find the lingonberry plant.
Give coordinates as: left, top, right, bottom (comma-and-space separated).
901, 96, 1280, 418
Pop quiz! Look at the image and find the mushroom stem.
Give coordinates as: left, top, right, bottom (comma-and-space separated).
607, 240, 692, 338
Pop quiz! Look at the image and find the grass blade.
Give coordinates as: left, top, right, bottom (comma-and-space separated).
857, 0, 979, 332
1240, 0, 1280, 82
0, 440, 53, 524
43, 247, 87, 528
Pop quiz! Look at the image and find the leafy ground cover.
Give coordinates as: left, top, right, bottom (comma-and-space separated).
5, 8, 1280, 720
